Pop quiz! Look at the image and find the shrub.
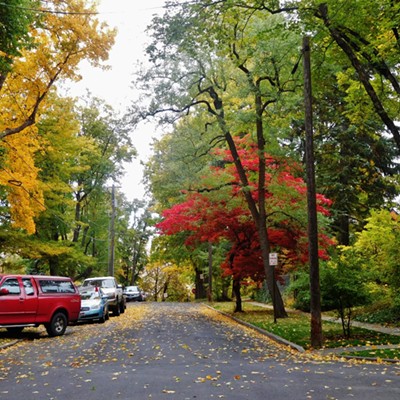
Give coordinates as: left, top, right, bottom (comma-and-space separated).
288, 247, 371, 337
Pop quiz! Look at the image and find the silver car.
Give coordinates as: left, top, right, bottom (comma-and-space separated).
123, 286, 143, 302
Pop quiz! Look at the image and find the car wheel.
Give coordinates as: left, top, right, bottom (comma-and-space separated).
105, 306, 110, 321
99, 309, 107, 324
46, 311, 67, 337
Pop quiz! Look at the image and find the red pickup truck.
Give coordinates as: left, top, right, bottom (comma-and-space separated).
0, 274, 81, 337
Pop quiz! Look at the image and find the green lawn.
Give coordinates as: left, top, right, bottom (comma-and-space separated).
209, 301, 400, 357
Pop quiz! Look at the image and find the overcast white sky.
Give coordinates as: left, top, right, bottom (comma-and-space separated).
70, 0, 168, 201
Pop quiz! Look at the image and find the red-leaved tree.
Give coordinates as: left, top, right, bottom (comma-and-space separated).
156, 136, 334, 310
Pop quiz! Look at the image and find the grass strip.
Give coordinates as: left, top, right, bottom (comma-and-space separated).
210, 301, 400, 356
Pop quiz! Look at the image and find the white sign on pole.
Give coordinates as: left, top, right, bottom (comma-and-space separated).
269, 252, 278, 266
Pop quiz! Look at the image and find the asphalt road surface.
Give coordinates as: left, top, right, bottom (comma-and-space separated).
1, 302, 399, 399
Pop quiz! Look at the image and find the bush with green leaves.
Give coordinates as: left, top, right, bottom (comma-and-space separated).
289, 247, 371, 337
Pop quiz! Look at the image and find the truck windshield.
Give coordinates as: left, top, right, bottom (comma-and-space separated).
83, 279, 114, 289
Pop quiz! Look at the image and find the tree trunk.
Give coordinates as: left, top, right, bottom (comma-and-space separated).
162, 278, 169, 302
221, 279, 231, 301
195, 267, 207, 299
337, 214, 350, 246
233, 278, 242, 312
72, 200, 81, 243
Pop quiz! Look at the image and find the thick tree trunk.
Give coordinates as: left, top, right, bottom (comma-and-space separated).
195, 267, 207, 299
232, 278, 242, 312
259, 227, 287, 317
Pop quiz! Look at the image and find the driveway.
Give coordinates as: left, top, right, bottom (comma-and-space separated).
0, 302, 399, 399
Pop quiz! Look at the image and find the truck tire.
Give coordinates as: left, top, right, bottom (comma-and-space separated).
45, 311, 67, 337
113, 304, 120, 316
119, 299, 125, 314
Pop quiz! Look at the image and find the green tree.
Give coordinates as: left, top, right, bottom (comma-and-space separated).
321, 250, 371, 338
71, 96, 135, 247
312, 1, 400, 152
0, 0, 36, 83
118, 199, 153, 286
0, 0, 115, 235
290, 248, 371, 338
136, 6, 306, 317
354, 209, 400, 294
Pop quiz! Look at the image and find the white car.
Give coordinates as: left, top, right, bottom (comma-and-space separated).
82, 276, 125, 316
78, 286, 109, 323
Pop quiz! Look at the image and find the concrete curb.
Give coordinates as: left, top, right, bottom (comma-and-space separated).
0, 339, 20, 350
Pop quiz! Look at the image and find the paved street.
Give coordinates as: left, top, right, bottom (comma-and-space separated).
1, 302, 400, 399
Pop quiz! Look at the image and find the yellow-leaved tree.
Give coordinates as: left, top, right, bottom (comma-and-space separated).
0, 0, 115, 233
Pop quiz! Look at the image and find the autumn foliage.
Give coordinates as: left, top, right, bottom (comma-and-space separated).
157, 136, 334, 283
0, 0, 115, 233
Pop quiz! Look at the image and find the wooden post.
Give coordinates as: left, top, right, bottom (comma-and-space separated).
108, 185, 116, 276
303, 36, 323, 348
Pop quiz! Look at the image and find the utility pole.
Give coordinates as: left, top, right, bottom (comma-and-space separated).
207, 242, 213, 302
108, 184, 116, 276
303, 36, 323, 348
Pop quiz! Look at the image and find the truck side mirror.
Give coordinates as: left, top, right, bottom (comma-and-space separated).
0, 288, 10, 295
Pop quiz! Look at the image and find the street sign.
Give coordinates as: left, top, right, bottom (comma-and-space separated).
269, 252, 278, 266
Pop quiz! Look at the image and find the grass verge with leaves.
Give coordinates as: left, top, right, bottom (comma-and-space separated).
209, 301, 400, 358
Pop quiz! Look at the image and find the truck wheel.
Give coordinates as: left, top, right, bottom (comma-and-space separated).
113, 304, 120, 316
119, 300, 125, 314
46, 312, 67, 337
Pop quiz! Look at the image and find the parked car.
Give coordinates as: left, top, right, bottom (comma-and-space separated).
0, 274, 81, 337
123, 285, 143, 302
78, 286, 109, 323
81, 276, 125, 316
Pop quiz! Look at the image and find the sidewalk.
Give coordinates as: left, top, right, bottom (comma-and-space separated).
321, 315, 400, 336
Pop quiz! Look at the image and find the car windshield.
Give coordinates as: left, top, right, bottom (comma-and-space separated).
79, 286, 102, 300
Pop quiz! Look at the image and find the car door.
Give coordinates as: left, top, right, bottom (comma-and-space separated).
21, 277, 39, 323
0, 277, 38, 324
0, 277, 25, 324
